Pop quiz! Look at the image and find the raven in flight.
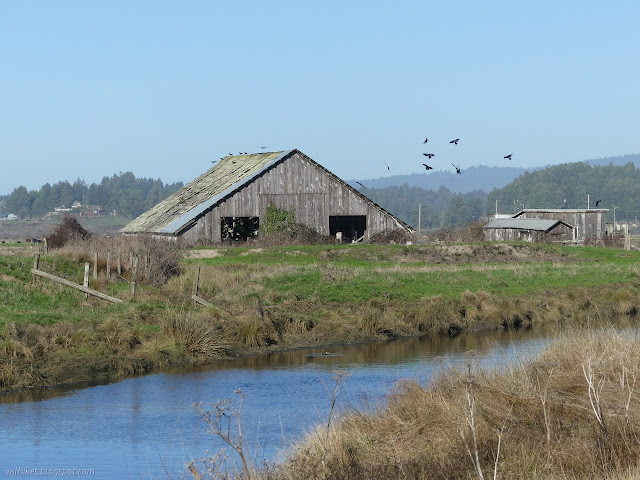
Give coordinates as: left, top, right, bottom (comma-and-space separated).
423, 153, 435, 158
504, 154, 513, 160
423, 164, 433, 170
384, 163, 390, 172
595, 200, 602, 207
452, 164, 461, 174
423, 137, 428, 144
355, 181, 365, 188
450, 139, 460, 144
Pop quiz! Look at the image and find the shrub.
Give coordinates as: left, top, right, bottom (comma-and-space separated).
46, 217, 91, 249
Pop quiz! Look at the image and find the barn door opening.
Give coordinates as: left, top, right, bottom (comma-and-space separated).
221, 217, 259, 241
329, 215, 366, 242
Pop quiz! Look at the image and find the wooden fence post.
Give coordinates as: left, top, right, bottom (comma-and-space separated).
33, 254, 40, 284
83, 263, 90, 300
43, 238, 48, 255
192, 265, 201, 302
131, 256, 139, 298
93, 251, 98, 280
117, 255, 122, 276
106, 250, 111, 279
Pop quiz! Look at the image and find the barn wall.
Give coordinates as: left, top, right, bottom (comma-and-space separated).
178, 152, 405, 244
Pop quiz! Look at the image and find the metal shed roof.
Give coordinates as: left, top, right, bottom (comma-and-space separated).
483, 218, 573, 232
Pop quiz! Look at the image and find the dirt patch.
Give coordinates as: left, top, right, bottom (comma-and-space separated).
0, 274, 17, 282
389, 243, 575, 265
240, 248, 263, 256
188, 249, 223, 259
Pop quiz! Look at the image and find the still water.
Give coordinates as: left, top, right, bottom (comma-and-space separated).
0, 325, 564, 479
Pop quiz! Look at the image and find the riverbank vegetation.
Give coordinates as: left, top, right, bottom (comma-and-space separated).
235, 328, 640, 480
2, 236, 640, 393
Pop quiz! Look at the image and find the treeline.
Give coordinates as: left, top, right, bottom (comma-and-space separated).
2, 172, 183, 219
363, 184, 489, 230
488, 161, 640, 221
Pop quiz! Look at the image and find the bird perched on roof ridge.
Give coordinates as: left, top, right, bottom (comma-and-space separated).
450, 139, 460, 144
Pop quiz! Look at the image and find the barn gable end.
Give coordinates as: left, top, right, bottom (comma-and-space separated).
122, 149, 412, 244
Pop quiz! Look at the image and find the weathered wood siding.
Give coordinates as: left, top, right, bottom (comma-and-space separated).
178, 152, 406, 244
515, 210, 607, 241
484, 223, 574, 243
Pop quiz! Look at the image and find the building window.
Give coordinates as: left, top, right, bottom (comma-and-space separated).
221, 217, 259, 241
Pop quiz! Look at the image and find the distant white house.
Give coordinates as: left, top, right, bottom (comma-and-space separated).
0, 213, 18, 221
54, 205, 72, 212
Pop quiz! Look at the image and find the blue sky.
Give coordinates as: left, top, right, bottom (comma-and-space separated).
1, 1, 638, 195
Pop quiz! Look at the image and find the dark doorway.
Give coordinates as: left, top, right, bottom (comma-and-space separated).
329, 215, 366, 242
221, 217, 259, 241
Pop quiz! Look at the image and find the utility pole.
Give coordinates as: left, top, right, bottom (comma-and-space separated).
612, 205, 617, 232
587, 194, 590, 209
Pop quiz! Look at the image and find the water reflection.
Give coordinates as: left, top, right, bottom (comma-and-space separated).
0, 319, 630, 479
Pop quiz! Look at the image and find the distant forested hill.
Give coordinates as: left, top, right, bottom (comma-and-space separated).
2, 172, 183, 219
353, 165, 529, 193
488, 162, 640, 221
359, 184, 488, 230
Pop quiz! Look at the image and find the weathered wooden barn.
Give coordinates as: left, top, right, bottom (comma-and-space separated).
121, 149, 412, 244
512, 208, 608, 242
483, 218, 575, 243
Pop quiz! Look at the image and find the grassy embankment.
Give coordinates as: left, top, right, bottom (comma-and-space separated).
242, 328, 640, 480
1, 241, 640, 393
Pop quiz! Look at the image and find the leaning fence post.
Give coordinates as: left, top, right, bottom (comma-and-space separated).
83, 263, 90, 300
131, 256, 139, 298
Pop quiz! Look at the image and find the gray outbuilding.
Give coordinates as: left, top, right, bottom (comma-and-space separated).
483, 218, 575, 243
512, 209, 608, 242
121, 149, 412, 244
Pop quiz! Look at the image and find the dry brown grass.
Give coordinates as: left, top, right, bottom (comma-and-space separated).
55, 234, 182, 286
263, 328, 640, 480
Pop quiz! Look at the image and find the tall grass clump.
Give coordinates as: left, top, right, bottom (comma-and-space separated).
56, 234, 182, 286
262, 328, 640, 480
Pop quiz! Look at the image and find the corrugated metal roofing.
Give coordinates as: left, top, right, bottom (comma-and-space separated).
483, 218, 571, 231
122, 150, 289, 234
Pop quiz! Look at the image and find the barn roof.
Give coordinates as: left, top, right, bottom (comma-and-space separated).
122, 149, 412, 235
514, 208, 609, 216
483, 218, 573, 232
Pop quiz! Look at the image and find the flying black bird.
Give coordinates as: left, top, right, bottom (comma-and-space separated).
258, 146, 267, 149
384, 163, 390, 172
423, 153, 435, 158
355, 181, 365, 188
450, 139, 460, 144
595, 200, 602, 207
452, 164, 461, 174
423, 137, 428, 144
504, 154, 513, 160
423, 164, 433, 170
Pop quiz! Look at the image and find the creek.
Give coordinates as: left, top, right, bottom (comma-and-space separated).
0, 323, 568, 479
